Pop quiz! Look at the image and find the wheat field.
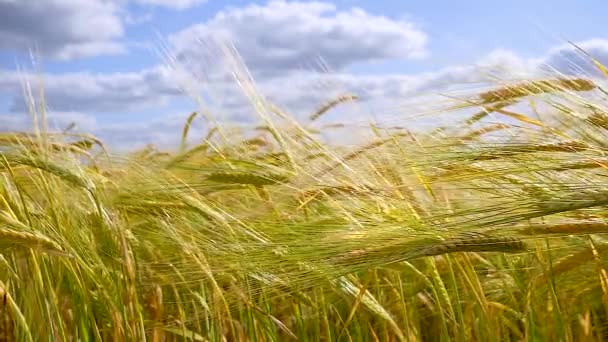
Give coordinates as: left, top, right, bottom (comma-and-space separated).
1, 49, 608, 341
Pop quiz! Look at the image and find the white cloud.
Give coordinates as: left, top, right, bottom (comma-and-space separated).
2, 24, 606, 151
169, 0, 428, 78
132, 0, 206, 10
0, 111, 97, 133
0, 0, 126, 60
251, 49, 531, 122
53, 42, 127, 61
123, 10, 155, 25
0, 66, 182, 113
84, 51, 525, 150
0, 45, 561, 149
88, 111, 208, 151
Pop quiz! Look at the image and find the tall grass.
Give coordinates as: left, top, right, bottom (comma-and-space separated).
1, 50, 608, 341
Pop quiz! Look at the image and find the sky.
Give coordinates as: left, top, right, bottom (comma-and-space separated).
0, 0, 607, 150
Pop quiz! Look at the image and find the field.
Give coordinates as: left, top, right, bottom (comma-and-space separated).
1, 50, 608, 341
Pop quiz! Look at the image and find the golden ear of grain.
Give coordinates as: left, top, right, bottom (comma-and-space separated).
321, 123, 346, 129
180, 111, 199, 152
242, 137, 268, 147
0, 133, 38, 146
203, 126, 218, 142
479, 78, 596, 104
64, 133, 108, 157
537, 189, 608, 214
0, 213, 70, 257
69, 139, 95, 151
2, 154, 94, 190
0, 230, 71, 257
529, 140, 588, 152
331, 232, 527, 269
471, 140, 588, 161
62, 122, 76, 133
587, 111, 608, 130
419, 232, 528, 257
0, 134, 87, 157
309, 94, 359, 122
519, 222, 608, 235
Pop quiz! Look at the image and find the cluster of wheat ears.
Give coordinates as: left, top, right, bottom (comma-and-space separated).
2, 48, 608, 340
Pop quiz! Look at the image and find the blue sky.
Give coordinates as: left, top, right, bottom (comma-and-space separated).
0, 0, 607, 149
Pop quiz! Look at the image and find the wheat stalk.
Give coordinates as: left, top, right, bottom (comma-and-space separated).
465, 100, 517, 125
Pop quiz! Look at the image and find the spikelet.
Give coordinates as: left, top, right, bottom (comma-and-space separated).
519, 222, 608, 235
0, 212, 70, 257
180, 111, 199, 152
549, 159, 608, 172
207, 170, 289, 186
68, 139, 95, 151
460, 124, 511, 141
2, 154, 94, 190
472, 141, 588, 161
204, 126, 219, 142
0, 228, 70, 257
536, 189, 608, 215
587, 111, 608, 130
527, 141, 588, 152
309, 94, 359, 122
332, 232, 527, 267
418, 232, 528, 257
0, 133, 37, 146
479, 78, 596, 104
232, 137, 270, 153
321, 123, 346, 129
241, 137, 268, 148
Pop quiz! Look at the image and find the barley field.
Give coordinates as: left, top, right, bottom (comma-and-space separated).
1, 49, 608, 341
